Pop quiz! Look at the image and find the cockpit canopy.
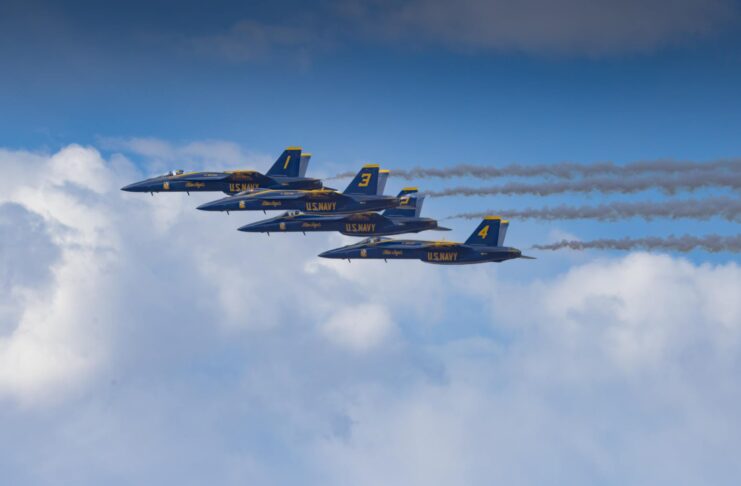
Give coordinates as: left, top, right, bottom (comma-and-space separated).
283, 210, 303, 217
357, 236, 389, 245
164, 169, 184, 177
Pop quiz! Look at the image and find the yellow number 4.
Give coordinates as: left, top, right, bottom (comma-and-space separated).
358, 172, 372, 187
478, 225, 489, 239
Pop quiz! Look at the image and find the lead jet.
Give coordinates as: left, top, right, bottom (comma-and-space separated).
120, 147, 322, 194
237, 187, 450, 236
197, 164, 402, 215
318, 216, 535, 264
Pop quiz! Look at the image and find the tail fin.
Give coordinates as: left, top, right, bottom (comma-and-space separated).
383, 188, 423, 217
267, 147, 303, 178
299, 153, 311, 178
376, 169, 390, 195
343, 164, 381, 195
464, 216, 509, 246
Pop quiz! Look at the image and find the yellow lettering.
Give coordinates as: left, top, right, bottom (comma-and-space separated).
344, 223, 376, 232
306, 202, 336, 212
229, 183, 259, 192
427, 252, 458, 262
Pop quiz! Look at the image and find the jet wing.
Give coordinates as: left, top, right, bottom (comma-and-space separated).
345, 212, 394, 224
244, 190, 307, 200
176, 172, 232, 181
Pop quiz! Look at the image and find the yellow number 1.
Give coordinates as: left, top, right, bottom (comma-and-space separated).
478, 225, 489, 239
284, 156, 291, 170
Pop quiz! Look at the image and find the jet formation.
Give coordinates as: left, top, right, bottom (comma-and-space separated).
122, 147, 534, 264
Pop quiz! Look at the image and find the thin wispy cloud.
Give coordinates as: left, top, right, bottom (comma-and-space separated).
349, 0, 739, 56
181, 0, 740, 64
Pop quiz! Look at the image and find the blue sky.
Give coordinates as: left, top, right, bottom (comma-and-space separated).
1, 1, 741, 484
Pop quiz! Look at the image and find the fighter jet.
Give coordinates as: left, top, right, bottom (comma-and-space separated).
237, 187, 450, 236
318, 216, 535, 264
120, 147, 322, 194
197, 164, 402, 214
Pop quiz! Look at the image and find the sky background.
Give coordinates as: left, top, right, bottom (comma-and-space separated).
1, 1, 741, 484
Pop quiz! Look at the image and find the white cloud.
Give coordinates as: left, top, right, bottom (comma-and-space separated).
314, 254, 741, 485
1, 142, 741, 484
320, 303, 395, 351
98, 137, 268, 173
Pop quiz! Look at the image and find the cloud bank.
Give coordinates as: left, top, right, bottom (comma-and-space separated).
1, 144, 741, 484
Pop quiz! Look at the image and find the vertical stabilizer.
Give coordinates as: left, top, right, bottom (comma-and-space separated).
377, 169, 390, 195
267, 147, 303, 178
383, 188, 422, 217
299, 153, 311, 177
464, 216, 508, 246
343, 164, 381, 195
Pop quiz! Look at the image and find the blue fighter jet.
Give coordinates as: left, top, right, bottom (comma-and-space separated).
318, 216, 535, 264
197, 164, 402, 214
237, 188, 451, 236
121, 147, 322, 194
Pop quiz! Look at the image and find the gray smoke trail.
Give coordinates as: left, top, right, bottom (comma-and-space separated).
426, 171, 741, 197
532, 234, 741, 253
449, 197, 741, 222
330, 159, 741, 180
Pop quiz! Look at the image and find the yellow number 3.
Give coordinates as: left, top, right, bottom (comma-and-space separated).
478, 225, 489, 239
358, 173, 372, 187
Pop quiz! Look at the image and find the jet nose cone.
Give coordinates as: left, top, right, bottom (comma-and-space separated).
237, 221, 267, 232
197, 199, 230, 211
121, 181, 147, 192
318, 249, 342, 259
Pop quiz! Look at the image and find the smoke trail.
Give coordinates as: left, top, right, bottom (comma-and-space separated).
426, 171, 741, 197
532, 234, 741, 253
330, 159, 741, 180
449, 197, 741, 222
